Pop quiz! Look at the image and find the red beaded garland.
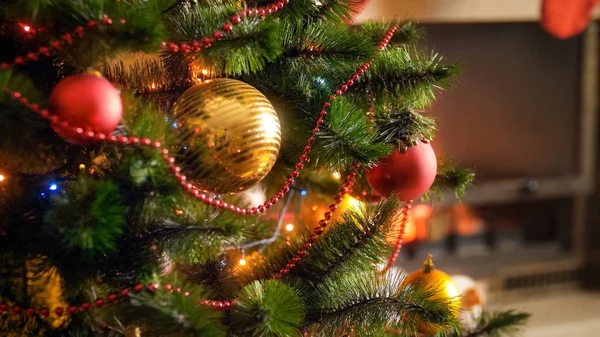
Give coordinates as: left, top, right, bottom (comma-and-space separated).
383, 201, 413, 272
68, 305, 78, 315
4, 25, 400, 221
40, 307, 50, 317
54, 307, 64, 317
81, 302, 92, 311
12, 305, 22, 315
94, 298, 104, 308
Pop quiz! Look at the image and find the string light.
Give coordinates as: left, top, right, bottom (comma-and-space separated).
49, 183, 58, 191
201, 69, 208, 75
332, 171, 341, 179
78, 163, 86, 170
285, 223, 294, 232
239, 250, 246, 266
300, 190, 307, 196
23, 25, 31, 32
0, 174, 4, 182
174, 209, 184, 215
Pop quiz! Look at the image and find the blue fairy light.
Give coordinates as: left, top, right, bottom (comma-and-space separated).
300, 190, 307, 196
49, 183, 58, 191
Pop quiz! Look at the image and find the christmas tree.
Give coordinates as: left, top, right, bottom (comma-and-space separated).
0, 0, 529, 336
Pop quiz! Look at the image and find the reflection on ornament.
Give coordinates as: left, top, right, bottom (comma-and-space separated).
170, 79, 281, 194
347, 196, 363, 211
241, 184, 267, 206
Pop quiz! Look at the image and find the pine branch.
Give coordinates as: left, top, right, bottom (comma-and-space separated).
0, 69, 68, 174
165, 5, 284, 76
230, 280, 304, 337
310, 97, 392, 170
353, 47, 459, 109
428, 162, 475, 200
13, 0, 168, 69
102, 276, 226, 336
374, 108, 437, 148
356, 21, 421, 47
294, 197, 400, 281
305, 269, 461, 336
458, 310, 530, 337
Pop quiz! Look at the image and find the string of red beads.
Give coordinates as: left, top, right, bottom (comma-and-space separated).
0, 281, 235, 321
162, 0, 290, 54
0, 26, 397, 216
383, 200, 412, 272
2, 15, 399, 216
0, 282, 163, 319
0, 16, 121, 70
274, 168, 358, 278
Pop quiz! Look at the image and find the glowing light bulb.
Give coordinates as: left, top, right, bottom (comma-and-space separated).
239, 258, 247, 266
201, 69, 208, 75
150, 82, 156, 89
23, 25, 31, 32
79, 164, 86, 170
0, 174, 4, 182
332, 171, 341, 179
285, 223, 294, 232
49, 183, 58, 191
300, 190, 307, 196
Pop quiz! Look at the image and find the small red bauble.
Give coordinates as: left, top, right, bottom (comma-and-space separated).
49, 73, 122, 144
39, 307, 50, 317
67, 305, 78, 315
365, 141, 437, 201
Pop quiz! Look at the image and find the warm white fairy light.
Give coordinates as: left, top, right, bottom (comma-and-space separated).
332, 171, 341, 179
0, 174, 4, 182
239, 258, 247, 266
285, 223, 294, 232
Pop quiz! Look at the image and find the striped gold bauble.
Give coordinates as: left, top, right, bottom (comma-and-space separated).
170, 78, 281, 194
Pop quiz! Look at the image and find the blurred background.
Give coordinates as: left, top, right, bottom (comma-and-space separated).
354, 1, 600, 336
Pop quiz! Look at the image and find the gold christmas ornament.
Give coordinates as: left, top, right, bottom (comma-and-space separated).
171, 78, 281, 194
401, 254, 460, 334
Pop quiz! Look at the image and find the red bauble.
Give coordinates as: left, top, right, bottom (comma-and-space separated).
49, 73, 122, 144
365, 142, 437, 201
541, 0, 600, 39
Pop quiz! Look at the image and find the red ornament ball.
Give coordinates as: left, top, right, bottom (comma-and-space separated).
365, 141, 437, 201
49, 73, 122, 144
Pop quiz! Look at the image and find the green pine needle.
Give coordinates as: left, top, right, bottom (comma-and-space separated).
231, 280, 304, 337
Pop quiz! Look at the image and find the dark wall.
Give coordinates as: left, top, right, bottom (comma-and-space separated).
422, 23, 582, 182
